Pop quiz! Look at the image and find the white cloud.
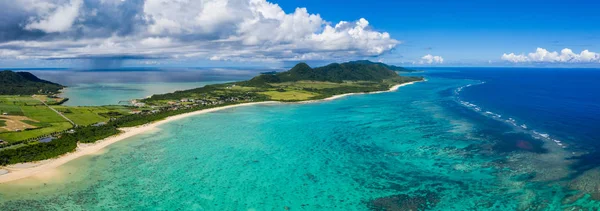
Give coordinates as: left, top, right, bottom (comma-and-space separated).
502, 48, 600, 63
0, 0, 399, 63
420, 54, 444, 64
24, 0, 83, 33
501, 53, 528, 63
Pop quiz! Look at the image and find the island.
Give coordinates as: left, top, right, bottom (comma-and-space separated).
0, 60, 423, 179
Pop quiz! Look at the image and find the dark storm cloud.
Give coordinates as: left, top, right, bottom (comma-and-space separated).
0, 2, 45, 42
78, 0, 146, 37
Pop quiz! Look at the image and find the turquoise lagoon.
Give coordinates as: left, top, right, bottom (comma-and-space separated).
0, 75, 598, 210
60, 82, 227, 106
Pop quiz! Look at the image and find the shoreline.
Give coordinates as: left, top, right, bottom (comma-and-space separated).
0, 80, 424, 183
323, 80, 422, 101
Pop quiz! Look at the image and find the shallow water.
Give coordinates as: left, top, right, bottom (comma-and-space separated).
1, 71, 599, 210
60, 82, 227, 106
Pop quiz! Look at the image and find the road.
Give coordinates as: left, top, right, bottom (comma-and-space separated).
35, 98, 77, 127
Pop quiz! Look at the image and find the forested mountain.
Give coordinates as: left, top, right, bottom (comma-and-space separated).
242, 60, 414, 86
0, 70, 64, 95
346, 60, 416, 72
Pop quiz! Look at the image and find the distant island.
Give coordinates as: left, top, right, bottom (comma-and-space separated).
145, 60, 422, 103
0, 61, 423, 179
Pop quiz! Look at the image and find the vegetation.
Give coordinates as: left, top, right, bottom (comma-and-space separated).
145, 60, 423, 103
346, 60, 417, 72
243, 61, 403, 85
0, 136, 77, 165
260, 90, 317, 101
0, 124, 120, 165
0, 70, 64, 95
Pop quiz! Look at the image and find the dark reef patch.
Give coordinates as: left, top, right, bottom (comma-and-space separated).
367, 190, 440, 211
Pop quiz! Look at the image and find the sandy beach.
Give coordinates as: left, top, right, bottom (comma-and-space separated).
331, 80, 421, 99
0, 80, 424, 183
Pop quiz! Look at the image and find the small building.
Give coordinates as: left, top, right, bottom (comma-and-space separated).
66, 129, 76, 134
180, 98, 189, 102
2, 112, 7, 115
133, 102, 146, 107
0, 139, 6, 145
130, 110, 142, 114
39, 137, 56, 143
92, 122, 107, 127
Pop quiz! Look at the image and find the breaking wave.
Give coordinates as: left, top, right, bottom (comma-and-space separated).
455, 82, 566, 149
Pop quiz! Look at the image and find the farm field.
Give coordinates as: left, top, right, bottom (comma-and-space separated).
0, 95, 42, 116
51, 106, 132, 126
0, 96, 73, 143
0, 122, 72, 142
259, 90, 318, 101
0, 95, 134, 143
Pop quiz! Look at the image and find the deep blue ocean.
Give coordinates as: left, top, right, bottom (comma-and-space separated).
424, 68, 600, 176
1, 67, 599, 210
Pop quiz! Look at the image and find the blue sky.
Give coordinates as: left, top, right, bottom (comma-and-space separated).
0, 0, 599, 68
276, 0, 600, 65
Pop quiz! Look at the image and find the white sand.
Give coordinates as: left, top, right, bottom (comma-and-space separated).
0, 80, 424, 183
317, 80, 422, 102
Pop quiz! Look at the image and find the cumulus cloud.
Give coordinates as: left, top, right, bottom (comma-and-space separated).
501, 53, 528, 63
0, 0, 399, 63
419, 54, 444, 64
501, 48, 600, 63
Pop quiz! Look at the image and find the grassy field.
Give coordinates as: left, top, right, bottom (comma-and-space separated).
51, 106, 132, 126
0, 95, 43, 106
0, 95, 42, 116
259, 90, 318, 101
21, 105, 66, 122
260, 81, 384, 101
0, 104, 23, 116
54, 107, 107, 126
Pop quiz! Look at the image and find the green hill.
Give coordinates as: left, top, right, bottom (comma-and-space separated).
0, 70, 64, 95
241, 60, 413, 86
346, 60, 416, 72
